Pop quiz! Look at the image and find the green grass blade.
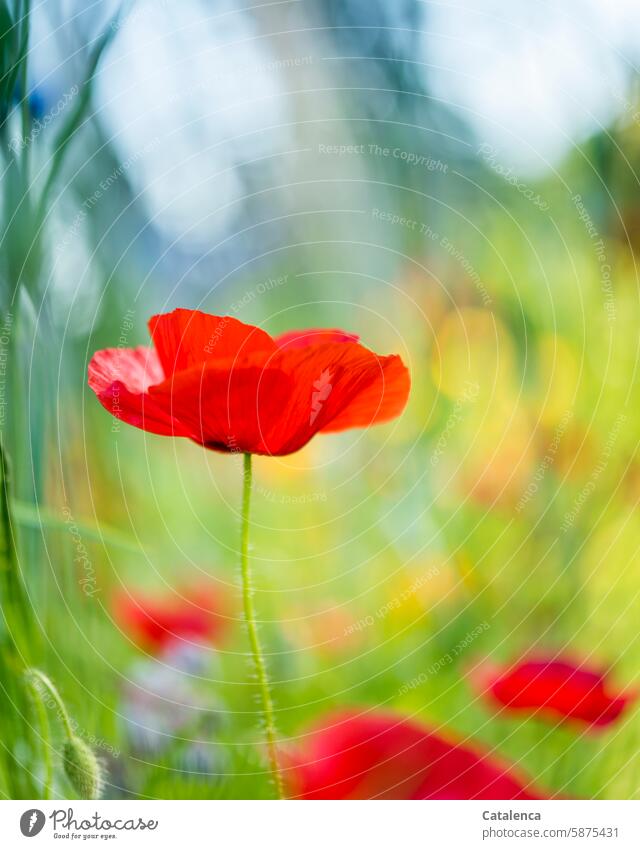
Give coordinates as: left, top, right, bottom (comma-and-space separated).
12, 500, 145, 554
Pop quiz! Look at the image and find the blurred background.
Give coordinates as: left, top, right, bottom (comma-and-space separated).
2, 0, 640, 799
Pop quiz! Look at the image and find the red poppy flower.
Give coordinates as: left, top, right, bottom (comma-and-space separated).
284, 709, 545, 799
88, 309, 410, 455
471, 657, 636, 728
114, 584, 229, 654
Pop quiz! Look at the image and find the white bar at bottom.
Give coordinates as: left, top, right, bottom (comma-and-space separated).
0, 800, 638, 847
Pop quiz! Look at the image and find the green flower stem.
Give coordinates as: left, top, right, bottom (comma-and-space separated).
240, 453, 285, 799
26, 673, 53, 799
27, 669, 74, 740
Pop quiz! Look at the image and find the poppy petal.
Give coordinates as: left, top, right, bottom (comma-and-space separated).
285, 710, 545, 800
268, 343, 409, 452
275, 329, 359, 350
471, 657, 636, 728
89, 311, 410, 454
88, 346, 192, 437
148, 308, 276, 374
114, 583, 228, 654
149, 342, 408, 455
318, 351, 410, 433
148, 354, 292, 453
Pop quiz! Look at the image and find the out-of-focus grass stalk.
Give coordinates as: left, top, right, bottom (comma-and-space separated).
17, 0, 29, 194
0, 439, 38, 797
35, 11, 120, 226
0, 0, 40, 798
0, 0, 119, 798
12, 499, 144, 553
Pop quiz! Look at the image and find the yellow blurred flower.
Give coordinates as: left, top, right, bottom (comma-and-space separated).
450, 395, 536, 509
532, 334, 580, 428
431, 308, 515, 400
378, 558, 462, 629
282, 602, 366, 656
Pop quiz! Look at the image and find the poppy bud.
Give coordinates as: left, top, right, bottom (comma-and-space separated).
63, 736, 104, 799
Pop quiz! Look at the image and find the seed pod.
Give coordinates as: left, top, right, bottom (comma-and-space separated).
63, 736, 103, 799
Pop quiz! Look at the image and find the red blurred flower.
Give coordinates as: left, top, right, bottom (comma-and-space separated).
114, 584, 229, 654
471, 657, 636, 728
88, 309, 410, 456
284, 709, 545, 799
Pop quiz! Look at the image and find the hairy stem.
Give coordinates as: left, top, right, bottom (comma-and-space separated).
27, 669, 74, 740
25, 673, 53, 799
239, 453, 284, 799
